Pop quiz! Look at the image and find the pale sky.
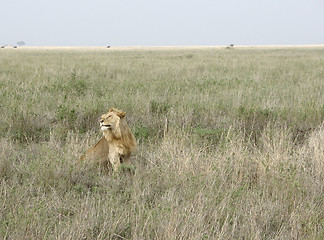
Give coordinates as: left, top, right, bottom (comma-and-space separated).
1, 0, 323, 46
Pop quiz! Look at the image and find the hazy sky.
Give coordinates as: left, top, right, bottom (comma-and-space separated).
1, 0, 323, 46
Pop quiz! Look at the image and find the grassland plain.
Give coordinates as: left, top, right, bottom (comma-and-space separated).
0, 46, 324, 239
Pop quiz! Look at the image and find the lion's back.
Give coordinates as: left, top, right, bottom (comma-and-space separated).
80, 137, 109, 162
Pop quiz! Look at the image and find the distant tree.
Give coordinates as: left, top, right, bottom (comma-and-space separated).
16, 41, 25, 46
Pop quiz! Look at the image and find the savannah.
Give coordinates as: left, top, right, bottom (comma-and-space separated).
0, 46, 323, 239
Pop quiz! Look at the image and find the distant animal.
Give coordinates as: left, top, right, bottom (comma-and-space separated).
80, 108, 137, 171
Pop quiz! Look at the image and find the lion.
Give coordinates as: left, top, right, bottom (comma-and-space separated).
80, 108, 137, 171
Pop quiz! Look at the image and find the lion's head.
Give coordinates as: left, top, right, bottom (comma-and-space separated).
100, 108, 126, 133
99, 108, 137, 153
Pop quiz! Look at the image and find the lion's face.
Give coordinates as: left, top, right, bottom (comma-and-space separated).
99, 108, 126, 132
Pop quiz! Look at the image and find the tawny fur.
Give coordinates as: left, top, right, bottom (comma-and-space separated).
80, 108, 137, 171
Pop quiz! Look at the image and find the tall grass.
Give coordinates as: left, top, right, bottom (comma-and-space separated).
0, 47, 323, 239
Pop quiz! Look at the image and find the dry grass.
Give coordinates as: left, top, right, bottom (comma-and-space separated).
0, 46, 323, 239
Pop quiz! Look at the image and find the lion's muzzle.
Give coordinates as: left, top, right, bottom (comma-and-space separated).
100, 121, 111, 131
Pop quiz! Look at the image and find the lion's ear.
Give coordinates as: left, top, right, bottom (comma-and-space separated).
117, 111, 126, 118
109, 108, 126, 118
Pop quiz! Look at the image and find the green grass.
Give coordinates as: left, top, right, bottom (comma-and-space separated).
0, 46, 324, 239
